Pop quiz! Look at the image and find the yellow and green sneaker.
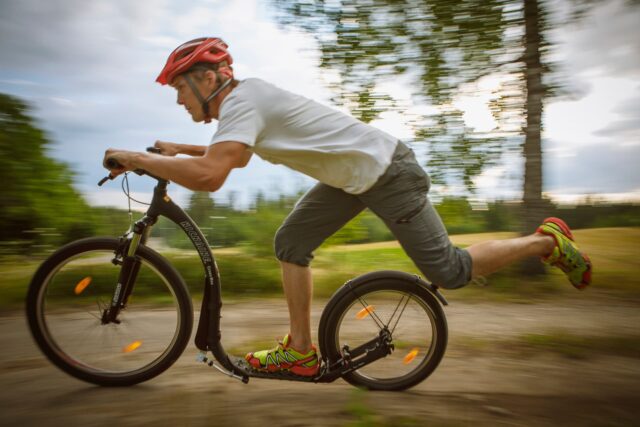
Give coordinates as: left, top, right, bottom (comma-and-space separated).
245, 334, 319, 377
537, 217, 592, 289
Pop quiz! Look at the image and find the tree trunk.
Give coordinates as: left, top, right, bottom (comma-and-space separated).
520, 0, 546, 275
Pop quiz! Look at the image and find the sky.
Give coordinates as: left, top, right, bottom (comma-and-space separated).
0, 0, 639, 209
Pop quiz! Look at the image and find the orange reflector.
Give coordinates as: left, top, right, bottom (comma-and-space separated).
356, 305, 375, 319
403, 348, 420, 364
123, 341, 142, 353
74, 277, 92, 295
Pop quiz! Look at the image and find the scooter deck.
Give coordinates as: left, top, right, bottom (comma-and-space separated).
229, 355, 319, 383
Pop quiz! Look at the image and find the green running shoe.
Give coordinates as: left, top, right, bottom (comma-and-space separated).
537, 217, 592, 289
245, 334, 319, 377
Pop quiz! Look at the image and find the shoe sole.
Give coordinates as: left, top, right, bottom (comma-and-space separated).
245, 355, 319, 377
576, 252, 592, 289
248, 365, 319, 377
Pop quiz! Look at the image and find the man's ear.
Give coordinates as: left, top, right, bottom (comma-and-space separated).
204, 69, 218, 88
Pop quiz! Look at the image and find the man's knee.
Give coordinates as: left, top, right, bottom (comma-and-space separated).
419, 246, 473, 290
274, 225, 313, 267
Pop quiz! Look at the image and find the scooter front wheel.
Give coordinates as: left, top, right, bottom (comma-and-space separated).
26, 237, 193, 386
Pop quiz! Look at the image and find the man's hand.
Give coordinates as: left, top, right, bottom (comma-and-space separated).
154, 140, 180, 156
103, 149, 139, 176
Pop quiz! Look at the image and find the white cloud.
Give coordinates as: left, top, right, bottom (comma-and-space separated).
544, 76, 639, 147
561, 0, 640, 79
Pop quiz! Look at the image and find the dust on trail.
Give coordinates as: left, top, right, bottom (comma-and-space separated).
1, 298, 639, 427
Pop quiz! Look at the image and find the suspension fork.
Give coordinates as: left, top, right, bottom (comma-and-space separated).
103, 217, 155, 324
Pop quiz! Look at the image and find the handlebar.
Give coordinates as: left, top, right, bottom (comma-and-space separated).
98, 147, 163, 186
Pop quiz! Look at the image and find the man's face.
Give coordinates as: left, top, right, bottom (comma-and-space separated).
171, 73, 215, 122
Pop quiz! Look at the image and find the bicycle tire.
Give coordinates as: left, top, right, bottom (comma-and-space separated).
319, 272, 447, 391
26, 237, 193, 386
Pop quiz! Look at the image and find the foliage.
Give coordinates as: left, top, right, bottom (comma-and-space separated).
0, 93, 96, 254
269, 0, 553, 190
171, 252, 284, 296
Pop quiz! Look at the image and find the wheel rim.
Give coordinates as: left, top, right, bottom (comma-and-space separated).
35, 249, 183, 377
334, 289, 438, 383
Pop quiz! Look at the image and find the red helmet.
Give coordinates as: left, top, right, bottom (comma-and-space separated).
156, 37, 233, 85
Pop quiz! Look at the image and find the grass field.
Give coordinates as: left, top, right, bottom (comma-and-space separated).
2, 227, 639, 308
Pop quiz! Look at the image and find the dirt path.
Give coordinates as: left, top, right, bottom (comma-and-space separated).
1, 298, 639, 427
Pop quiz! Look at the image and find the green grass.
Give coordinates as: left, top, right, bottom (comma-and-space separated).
342, 389, 424, 427
452, 331, 640, 359
315, 227, 640, 302
314, 241, 563, 302
2, 227, 639, 309
516, 331, 640, 359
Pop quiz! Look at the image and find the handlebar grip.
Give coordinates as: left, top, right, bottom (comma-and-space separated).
107, 147, 158, 169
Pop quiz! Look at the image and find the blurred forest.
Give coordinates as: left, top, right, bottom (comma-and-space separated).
1, 92, 638, 258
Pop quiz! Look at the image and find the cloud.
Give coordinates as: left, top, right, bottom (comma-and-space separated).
466, 140, 640, 201
593, 90, 640, 142
545, 142, 640, 194
594, 119, 640, 143
544, 76, 639, 148
555, 0, 640, 79
0, 0, 166, 74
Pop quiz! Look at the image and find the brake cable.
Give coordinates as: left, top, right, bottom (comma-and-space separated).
120, 172, 150, 233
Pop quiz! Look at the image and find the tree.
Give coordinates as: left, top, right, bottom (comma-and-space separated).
187, 191, 216, 225
520, 0, 546, 273
270, 0, 577, 274
0, 93, 94, 250
186, 191, 217, 244
272, 0, 510, 190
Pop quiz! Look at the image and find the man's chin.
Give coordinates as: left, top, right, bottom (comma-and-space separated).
189, 113, 204, 123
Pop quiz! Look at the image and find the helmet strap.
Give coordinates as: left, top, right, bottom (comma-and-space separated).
183, 73, 233, 123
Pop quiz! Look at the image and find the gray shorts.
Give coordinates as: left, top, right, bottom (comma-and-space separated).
274, 142, 472, 289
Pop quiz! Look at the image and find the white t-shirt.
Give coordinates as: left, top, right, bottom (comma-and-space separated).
210, 78, 398, 194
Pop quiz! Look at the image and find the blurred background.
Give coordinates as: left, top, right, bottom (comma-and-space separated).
1, 0, 639, 425
1, 0, 638, 256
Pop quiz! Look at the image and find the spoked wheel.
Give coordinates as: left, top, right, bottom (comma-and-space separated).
320, 274, 447, 391
26, 237, 193, 386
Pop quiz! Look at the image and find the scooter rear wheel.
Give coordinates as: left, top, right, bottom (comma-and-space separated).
319, 274, 447, 391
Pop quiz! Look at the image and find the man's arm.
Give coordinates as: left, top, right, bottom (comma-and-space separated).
104, 141, 252, 192
154, 141, 207, 157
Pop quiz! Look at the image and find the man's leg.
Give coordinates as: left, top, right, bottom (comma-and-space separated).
280, 261, 313, 353
359, 142, 581, 289
250, 184, 365, 362
466, 233, 555, 278
468, 217, 592, 288
372, 194, 588, 289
